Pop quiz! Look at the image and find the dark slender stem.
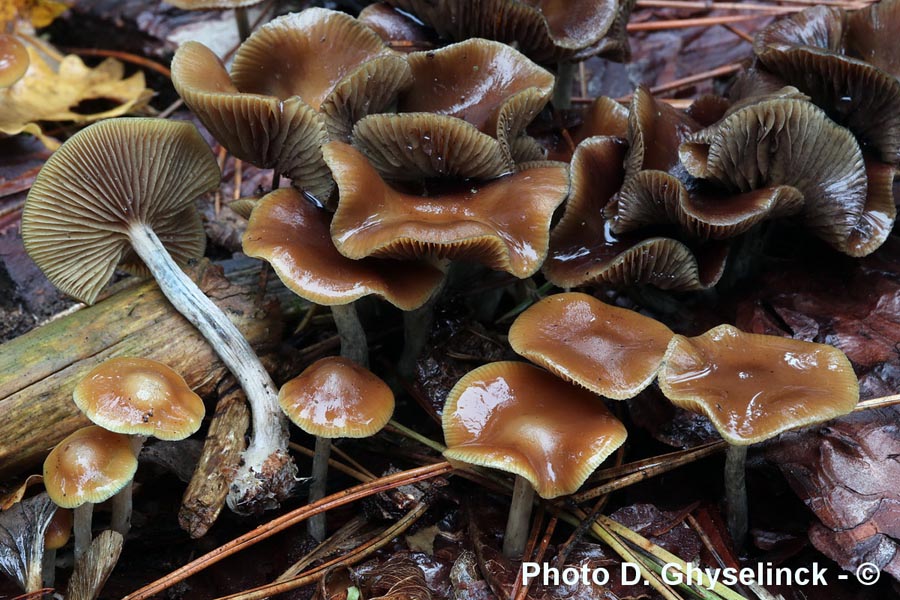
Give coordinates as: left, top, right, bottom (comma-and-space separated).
42, 548, 56, 589
724, 444, 748, 549
553, 62, 577, 110
308, 437, 332, 542
399, 278, 445, 378
331, 302, 368, 368
235, 7, 251, 42
503, 475, 535, 558
73, 504, 93, 562
271, 171, 281, 191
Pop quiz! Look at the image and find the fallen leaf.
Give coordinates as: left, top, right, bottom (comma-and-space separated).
0, 0, 68, 30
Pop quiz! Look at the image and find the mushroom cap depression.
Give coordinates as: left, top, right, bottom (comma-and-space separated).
43, 426, 138, 509
21, 118, 220, 304
509, 292, 674, 399
242, 187, 444, 309
443, 361, 627, 499
278, 356, 395, 439
658, 324, 859, 445
0, 34, 29, 88
74, 357, 205, 441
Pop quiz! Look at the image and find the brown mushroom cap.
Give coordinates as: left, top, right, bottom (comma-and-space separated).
73, 357, 205, 441
242, 187, 444, 310
22, 118, 219, 305
509, 292, 674, 399
658, 324, 859, 445
278, 356, 395, 438
358, 3, 435, 48
44, 508, 73, 550
43, 426, 138, 509
325, 141, 568, 278
0, 34, 29, 89
442, 361, 627, 499
624, 86, 701, 178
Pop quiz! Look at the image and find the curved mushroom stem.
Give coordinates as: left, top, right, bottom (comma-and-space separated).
502, 475, 535, 558
552, 61, 577, 110
724, 444, 749, 550
42, 548, 56, 589
110, 435, 146, 536
128, 223, 296, 514
73, 504, 93, 562
307, 436, 332, 542
235, 7, 251, 41
331, 303, 369, 368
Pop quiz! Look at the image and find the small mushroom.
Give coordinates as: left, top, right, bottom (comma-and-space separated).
42, 426, 138, 561
22, 118, 295, 514
279, 356, 395, 541
657, 324, 859, 548
166, 0, 263, 41
42, 507, 72, 589
0, 34, 29, 89
73, 357, 205, 535
443, 361, 627, 557
509, 292, 674, 399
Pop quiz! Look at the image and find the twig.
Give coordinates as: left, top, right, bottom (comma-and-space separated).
723, 23, 755, 43
289, 442, 373, 483
627, 14, 768, 31
636, 0, 798, 11
60, 47, 172, 78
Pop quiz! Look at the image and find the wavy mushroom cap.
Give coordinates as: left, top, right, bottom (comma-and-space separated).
753, 4, 900, 164
279, 356, 395, 438
325, 141, 568, 278
74, 357, 205, 441
543, 136, 728, 290
0, 34, 29, 88
545, 96, 629, 162
679, 98, 895, 256
658, 324, 859, 445
243, 187, 444, 310
624, 86, 701, 178
386, 0, 633, 63
358, 3, 435, 48
443, 361, 627, 499
509, 292, 674, 399
43, 426, 138, 509
21, 118, 219, 305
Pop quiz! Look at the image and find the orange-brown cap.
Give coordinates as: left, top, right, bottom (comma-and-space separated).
442, 362, 627, 499
44, 508, 73, 550
0, 34, 29, 89
278, 356, 394, 438
73, 357, 205, 441
325, 141, 568, 278
509, 292, 674, 399
242, 187, 444, 310
43, 426, 138, 508
658, 324, 859, 445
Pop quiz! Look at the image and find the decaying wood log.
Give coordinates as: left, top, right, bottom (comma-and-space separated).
0, 257, 292, 478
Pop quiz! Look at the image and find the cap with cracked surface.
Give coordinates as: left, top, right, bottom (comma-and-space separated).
74, 357, 205, 441
443, 361, 627, 499
242, 187, 444, 310
43, 426, 138, 509
658, 324, 859, 445
325, 141, 568, 278
21, 117, 219, 305
279, 356, 394, 438
0, 34, 29, 88
509, 292, 674, 399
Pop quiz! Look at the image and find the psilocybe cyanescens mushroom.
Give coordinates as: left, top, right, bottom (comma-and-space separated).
22, 118, 297, 515
0, 33, 29, 88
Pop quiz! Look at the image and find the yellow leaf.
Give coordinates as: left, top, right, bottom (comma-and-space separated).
0, 0, 69, 28
0, 36, 152, 147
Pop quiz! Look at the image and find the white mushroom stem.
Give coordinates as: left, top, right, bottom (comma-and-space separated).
331, 303, 368, 368
110, 435, 145, 536
724, 444, 749, 549
307, 436, 332, 542
128, 223, 296, 514
502, 475, 535, 558
73, 504, 93, 563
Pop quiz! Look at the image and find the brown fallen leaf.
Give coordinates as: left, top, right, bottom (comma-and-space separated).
359, 554, 432, 600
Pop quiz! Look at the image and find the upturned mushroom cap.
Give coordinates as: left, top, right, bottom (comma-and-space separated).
442, 361, 627, 499
325, 141, 568, 278
278, 356, 394, 439
242, 187, 444, 310
679, 98, 894, 256
509, 292, 674, 399
21, 118, 220, 304
358, 3, 435, 48
73, 357, 205, 441
0, 34, 29, 89
658, 324, 859, 445
44, 508, 73, 550
545, 96, 628, 162
543, 136, 728, 290
43, 426, 138, 509
624, 86, 701, 178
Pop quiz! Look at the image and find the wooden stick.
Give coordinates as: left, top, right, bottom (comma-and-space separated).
636, 0, 798, 12
627, 14, 767, 31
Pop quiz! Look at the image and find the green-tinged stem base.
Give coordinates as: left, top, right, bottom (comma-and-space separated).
724, 444, 748, 550
503, 475, 535, 558
308, 436, 332, 542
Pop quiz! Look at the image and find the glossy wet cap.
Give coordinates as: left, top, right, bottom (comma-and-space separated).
0, 34, 29, 88
243, 187, 444, 309
74, 357, 205, 441
22, 118, 220, 305
443, 361, 627, 499
325, 141, 568, 278
43, 426, 138, 508
44, 508, 73, 550
279, 356, 395, 438
509, 293, 674, 399
658, 324, 859, 445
